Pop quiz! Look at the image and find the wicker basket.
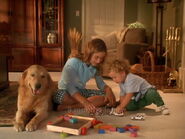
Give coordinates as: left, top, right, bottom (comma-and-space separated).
133, 51, 170, 89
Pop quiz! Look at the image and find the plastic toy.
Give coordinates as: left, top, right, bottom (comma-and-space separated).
60, 132, 68, 138
130, 132, 138, 137
98, 129, 105, 134
47, 115, 95, 135
81, 127, 87, 135
131, 113, 145, 120
69, 118, 78, 124
91, 119, 103, 126
117, 128, 126, 133
109, 127, 117, 132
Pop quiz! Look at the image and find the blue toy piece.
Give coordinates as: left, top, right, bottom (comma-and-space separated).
69, 118, 78, 124
98, 129, 105, 134
117, 128, 126, 133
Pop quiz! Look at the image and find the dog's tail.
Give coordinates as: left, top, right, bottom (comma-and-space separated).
68, 28, 82, 59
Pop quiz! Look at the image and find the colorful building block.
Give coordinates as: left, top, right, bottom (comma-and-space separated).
69, 118, 78, 124
93, 123, 103, 129
60, 132, 68, 138
91, 119, 103, 126
64, 116, 71, 121
81, 127, 87, 135
109, 127, 117, 132
98, 129, 105, 134
117, 128, 126, 133
130, 132, 138, 137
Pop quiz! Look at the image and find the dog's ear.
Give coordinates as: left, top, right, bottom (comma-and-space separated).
19, 69, 28, 86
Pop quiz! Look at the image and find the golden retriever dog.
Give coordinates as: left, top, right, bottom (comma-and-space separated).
14, 65, 55, 132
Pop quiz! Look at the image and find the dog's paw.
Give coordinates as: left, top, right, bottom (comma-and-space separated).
25, 123, 37, 132
14, 123, 25, 132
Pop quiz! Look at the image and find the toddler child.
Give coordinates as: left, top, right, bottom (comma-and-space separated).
108, 59, 169, 115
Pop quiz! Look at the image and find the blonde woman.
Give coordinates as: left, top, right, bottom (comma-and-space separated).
53, 29, 116, 113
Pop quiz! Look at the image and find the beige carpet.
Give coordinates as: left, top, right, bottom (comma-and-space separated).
0, 79, 185, 139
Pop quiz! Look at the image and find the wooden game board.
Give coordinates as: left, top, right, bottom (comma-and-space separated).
47, 115, 95, 135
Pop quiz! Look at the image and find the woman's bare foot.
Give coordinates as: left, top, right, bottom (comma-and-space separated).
57, 104, 70, 111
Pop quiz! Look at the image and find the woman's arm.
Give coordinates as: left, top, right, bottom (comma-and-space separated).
95, 76, 116, 107
103, 85, 116, 107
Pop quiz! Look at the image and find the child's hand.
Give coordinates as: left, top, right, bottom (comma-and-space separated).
115, 105, 125, 114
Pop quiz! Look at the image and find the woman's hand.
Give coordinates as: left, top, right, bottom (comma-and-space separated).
73, 92, 97, 113
104, 86, 116, 107
82, 101, 97, 114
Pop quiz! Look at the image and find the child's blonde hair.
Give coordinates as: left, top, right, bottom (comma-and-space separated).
109, 59, 131, 74
83, 38, 107, 64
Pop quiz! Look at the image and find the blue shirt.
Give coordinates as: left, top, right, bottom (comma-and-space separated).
58, 58, 106, 95
119, 73, 153, 101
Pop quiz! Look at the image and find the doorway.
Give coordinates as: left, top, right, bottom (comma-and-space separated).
82, 0, 125, 51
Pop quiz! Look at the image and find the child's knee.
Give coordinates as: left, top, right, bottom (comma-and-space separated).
126, 101, 139, 111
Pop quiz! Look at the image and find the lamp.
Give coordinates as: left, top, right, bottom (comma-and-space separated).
147, 0, 172, 65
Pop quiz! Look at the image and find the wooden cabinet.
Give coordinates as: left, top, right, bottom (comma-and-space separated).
0, 0, 11, 89
8, 0, 36, 71
39, 47, 63, 71
37, 0, 64, 71
8, 0, 64, 71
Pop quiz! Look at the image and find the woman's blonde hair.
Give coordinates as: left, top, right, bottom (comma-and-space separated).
109, 59, 131, 74
83, 38, 107, 64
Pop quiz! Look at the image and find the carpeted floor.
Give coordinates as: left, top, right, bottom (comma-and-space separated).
0, 82, 18, 126
0, 79, 185, 139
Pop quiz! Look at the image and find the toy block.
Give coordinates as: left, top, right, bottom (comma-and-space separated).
47, 115, 95, 135
81, 127, 87, 135
91, 119, 103, 126
130, 132, 138, 137
99, 124, 114, 130
93, 123, 103, 129
129, 128, 136, 133
98, 129, 105, 134
69, 118, 78, 124
60, 132, 68, 138
117, 128, 126, 133
109, 127, 117, 132
64, 116, 71, 121
130, 126, 140, 131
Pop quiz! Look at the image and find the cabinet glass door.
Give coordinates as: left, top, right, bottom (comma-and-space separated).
38, 0, 62, 45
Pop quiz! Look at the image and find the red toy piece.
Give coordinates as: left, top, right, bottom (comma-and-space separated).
91, 119, 103, 126
81, 127, 87, 135
130, 132, 138, 137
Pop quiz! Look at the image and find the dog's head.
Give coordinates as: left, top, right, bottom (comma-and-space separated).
20, 65, 53, 96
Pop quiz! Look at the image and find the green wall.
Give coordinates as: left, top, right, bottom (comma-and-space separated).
64, 0, 82, 60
